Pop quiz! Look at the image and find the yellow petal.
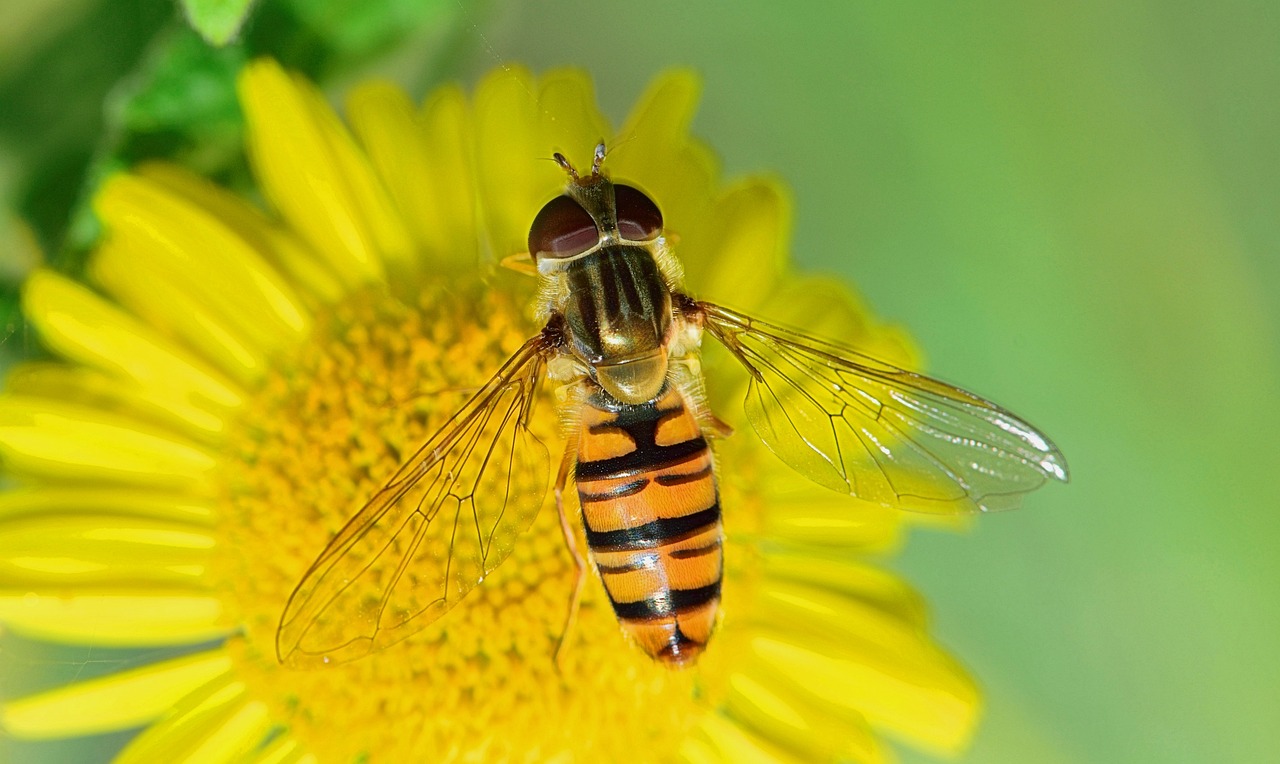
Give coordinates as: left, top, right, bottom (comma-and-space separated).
762, 552, 927, 629
0, 589, 227, 645
239, 59, 412, 285
751, 579, 935, 664
686, 178, 790, 306
418, 84, 480, 265
0, 514, 212, 586
1, 650, 232, 739
123, 696, 271, 762
0, 394, 217, 487
0, 487, 215, 525
345, 81, 431, 248
537, 69, 613, 169
5, 362, 227, 442
677, 736, 721, 764
744, 450, 902, 552
95, 171, 309, 349
186, 701, 272, 764
474, 65, 561, 259
136, 162, 274, 241
298, 78, 417, 280
22, 269, 243, 409
759, 275, 921, 371
474, 67, 612, 260
248, 736, 313, 764
113, 673, 242, 762
758, 499, 901, 552
613, 69, 702, 166
693, 712, 805, 764
610, 70, 718, 272
750, 634, 980, 754
725, 670, 887, 764
93, 238, 269, 385
263, 226, 346, 304
346, 80, 445, 272
139, 163, 345, 305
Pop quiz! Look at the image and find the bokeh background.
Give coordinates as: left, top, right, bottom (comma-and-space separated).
2, 1, 1277, 762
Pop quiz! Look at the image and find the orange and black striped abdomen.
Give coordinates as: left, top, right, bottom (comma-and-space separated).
574, 384, 722, 667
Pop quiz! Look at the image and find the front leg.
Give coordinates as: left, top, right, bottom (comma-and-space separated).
553, 427, 586, 672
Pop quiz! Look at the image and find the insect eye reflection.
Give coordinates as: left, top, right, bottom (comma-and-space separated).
613, 184, 663, 242
528, 195, 599, 260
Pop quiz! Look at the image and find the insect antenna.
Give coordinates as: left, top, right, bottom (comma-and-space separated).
553, 152, 580, 182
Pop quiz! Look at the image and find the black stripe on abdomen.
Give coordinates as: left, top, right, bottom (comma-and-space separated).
584, 503, 721, 551
575, 389, 711, 483
578, 478, 649, 502
655, 464, 713, 487
575, 436, 708, 482
609, 581, 722, 621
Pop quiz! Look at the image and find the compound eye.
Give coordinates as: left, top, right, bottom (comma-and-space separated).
528, 195, 599, 260
614, 184, 663, 242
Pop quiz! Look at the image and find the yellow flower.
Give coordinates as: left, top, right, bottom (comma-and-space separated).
0, 60, 979, 762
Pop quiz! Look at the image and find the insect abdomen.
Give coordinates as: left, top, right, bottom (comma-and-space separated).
574, 384, 722, 667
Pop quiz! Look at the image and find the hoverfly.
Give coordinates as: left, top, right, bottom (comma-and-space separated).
276, 143, 1069, 668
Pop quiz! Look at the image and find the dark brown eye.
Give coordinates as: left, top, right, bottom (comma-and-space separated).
614, 184, 663, 241
528, 195, 599, 260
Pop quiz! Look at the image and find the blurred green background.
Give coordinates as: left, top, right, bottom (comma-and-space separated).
2, 1, 1277, 762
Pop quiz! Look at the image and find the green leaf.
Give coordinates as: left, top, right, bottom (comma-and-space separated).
246, 0, 461, 79
0, 0, 171, 261
179, 0, 259, 46
57, 26, 252, 258
0, 0, 480, 376
284, 0, 449, 52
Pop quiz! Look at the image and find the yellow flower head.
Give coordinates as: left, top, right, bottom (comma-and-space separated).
1, 60, 979, 762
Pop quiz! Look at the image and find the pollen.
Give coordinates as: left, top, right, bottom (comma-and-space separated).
212, 284, 703, 762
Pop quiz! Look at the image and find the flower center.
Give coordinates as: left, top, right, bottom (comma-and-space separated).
212, 283, 705, 762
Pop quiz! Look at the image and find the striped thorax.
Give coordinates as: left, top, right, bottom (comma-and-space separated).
528, 148, 678, 405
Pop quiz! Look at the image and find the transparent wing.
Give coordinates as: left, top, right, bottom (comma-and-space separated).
695, 301, 1069, 514
277, 335, 552, 667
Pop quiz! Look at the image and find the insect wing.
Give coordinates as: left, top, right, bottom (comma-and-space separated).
696, 302, 1069, 514
276, 337, 552, 666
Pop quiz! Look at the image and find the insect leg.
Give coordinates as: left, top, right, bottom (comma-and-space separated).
499, 251, 539, 277
707, 413, 734, 439
553, 431, 586, 672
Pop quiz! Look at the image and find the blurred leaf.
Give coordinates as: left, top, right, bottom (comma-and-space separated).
0, 216, 41, 371
248, 0, 457, 77
287, 0, 450, 51
0, 0, 479, 369
0, 0, 171, 365
110, 28, 248, 172
0, 0, 172, 260
179, 0, 258, 45
59, 26, 251, 258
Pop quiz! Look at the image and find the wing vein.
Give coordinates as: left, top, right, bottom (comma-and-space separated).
276, 336, 553, 666
694, 299, 1068, 514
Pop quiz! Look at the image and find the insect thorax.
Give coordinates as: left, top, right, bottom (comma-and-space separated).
551, 245, 672, 404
